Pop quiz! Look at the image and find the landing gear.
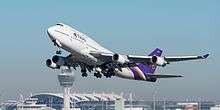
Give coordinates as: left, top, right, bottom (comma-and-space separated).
104, 68, 115, 78
94, 72, 102, 78
56, 46, 62, 54
81, 69, 87, 77
104, 74, 111, 78
52, 40, 62, 55
56, 50, 62, 54
82, 72, 88, 77
94, 67, 102, 78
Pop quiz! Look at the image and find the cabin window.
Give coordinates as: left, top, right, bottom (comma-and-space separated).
74, 33, 77, 37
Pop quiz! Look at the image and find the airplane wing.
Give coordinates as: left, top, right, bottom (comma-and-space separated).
149, 74, 183, 78
91, 52, 209, 66
164, 54, 210, 62
90, 52, 154, 63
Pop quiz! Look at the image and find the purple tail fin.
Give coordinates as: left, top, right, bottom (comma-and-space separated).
149, 48, 163, 57
137, 48, 163, 74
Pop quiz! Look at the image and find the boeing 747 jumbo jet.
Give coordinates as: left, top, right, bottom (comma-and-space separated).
46, 23, 209, 82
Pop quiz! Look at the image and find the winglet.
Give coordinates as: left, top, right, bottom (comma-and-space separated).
202, 54, 209, 59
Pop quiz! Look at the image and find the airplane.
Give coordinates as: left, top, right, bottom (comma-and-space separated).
46, 23, 209, 82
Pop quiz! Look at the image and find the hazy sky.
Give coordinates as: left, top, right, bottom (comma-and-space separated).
0, 0, 219, 101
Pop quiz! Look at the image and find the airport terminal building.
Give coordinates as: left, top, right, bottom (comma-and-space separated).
0, 92, 216, 110
31, 93, 122, 110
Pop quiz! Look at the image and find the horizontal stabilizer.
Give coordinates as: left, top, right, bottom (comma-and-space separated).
200, 54, 210, 59
150, 74, 183, 78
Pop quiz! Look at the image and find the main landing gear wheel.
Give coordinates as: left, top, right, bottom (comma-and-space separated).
94, 72, 102, 78
82, 72, 88, 77
104, 74, 111, 78
81, 69, 87, 77
104, 69, 115, 78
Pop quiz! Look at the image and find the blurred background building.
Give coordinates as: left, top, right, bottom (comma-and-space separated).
0, 92, 218, 110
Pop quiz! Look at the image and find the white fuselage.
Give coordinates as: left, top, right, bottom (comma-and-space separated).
47, 23, 154, 81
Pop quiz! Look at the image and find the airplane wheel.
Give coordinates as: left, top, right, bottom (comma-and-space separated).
82, 73, 87, 77
56, 50, 62, 54
94, 72, 102, 78
103, 73, 108, 78
105, 74, 111, 78
94, 73, 98, 77
105, 70, 114, 78
110, 72, 115, 76
81, 68, 87, 77
98, 73, 102, 78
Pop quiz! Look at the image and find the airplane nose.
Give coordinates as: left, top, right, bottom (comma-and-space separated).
47, 27, 55, 40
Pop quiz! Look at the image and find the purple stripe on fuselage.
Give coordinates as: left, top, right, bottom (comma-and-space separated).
129, 67, 141, 80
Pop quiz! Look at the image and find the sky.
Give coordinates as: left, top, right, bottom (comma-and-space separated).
0, 0, 219, 101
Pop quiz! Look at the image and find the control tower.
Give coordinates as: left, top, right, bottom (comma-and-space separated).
57, 67, 75, 110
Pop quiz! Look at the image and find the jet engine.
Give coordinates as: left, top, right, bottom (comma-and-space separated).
151, 56, 167, 66
46, 59, 60, 69
46, 55, 69, 69
112, 54, 129, 64
52, 55, 68, 66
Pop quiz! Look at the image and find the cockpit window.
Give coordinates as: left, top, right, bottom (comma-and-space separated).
56, 23, 64, 26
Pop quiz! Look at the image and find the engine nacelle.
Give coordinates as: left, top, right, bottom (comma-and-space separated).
52, 55, 68, 66
151, 56, 167, 66
112, 54, 129, 64
46, 59, 60, 69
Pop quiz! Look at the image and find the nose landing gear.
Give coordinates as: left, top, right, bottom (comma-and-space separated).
52, 39, 62, 55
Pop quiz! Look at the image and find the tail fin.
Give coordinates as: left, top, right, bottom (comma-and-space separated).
137, 48, 163, 74
149, 48, 163, 56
